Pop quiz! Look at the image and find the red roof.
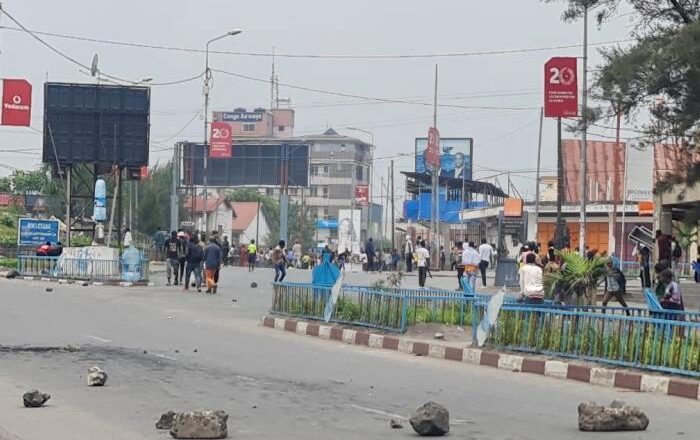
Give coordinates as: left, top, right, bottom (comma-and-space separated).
183, 196, 228, 214
231, 202, 260, 231
654, 143, 700, 184
562, 139, 625, 203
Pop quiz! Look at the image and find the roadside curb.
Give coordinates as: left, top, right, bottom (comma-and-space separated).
262, 315, 700, 401
7, 275, 154, 287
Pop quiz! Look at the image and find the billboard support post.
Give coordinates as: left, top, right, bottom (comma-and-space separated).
534, 107, 544, 240
579, 5, 589, 255
431, 64, 439, 268
65, 166, 71, 247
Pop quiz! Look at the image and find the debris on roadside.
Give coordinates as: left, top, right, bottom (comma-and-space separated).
578, 400, 649, 432
169, 410, 228, 439
23, 389, 51, 408
433, 332, 445, 340
250, 282, 258, 288
45, 287, 53, 293
409, 401, 449, 436
156, 410, 176, 430
390, 419, 403, 429
87, 366, 108, 386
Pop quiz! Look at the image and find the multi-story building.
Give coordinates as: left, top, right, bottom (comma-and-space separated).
208, 107, 379, 247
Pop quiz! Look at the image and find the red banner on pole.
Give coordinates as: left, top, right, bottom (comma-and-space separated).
425, 126, 440, 168
354, 184, 369, 206
209, 122, 233, 158
544, 57, 578, 118
1, 79, 32, 126
140, 166, 149, 179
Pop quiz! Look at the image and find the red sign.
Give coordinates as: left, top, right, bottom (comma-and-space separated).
544, 57, 578, 118
140, 166, 149, 179
209, 122, 233, 158
425, 126, 440, 168
354, 184, 369, 206
1, 79, 32, 126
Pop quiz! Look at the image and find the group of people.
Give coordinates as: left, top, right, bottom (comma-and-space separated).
161, 230, 224, 294
450, 239, 495, 291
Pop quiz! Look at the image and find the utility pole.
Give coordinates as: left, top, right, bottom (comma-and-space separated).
579, 4, 589, 254
390, 159, 395, 249
612, 109, 622, 256
534, 107, 544, 240
431, 64, 439, 267
553, 117, 569, 249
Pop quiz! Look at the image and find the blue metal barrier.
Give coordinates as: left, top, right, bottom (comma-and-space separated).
17, 255, 149, 282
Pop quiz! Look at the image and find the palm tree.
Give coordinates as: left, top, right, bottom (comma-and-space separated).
544, 251, 608, 306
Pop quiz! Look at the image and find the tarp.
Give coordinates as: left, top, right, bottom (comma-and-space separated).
311, 253, 340, 286
403, 193, 488, 223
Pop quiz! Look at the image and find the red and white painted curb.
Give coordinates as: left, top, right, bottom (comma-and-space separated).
263, 315, 700, 401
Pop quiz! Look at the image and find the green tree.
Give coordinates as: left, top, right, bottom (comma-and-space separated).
546, 0, 700, 220
228, 188, 315, 249
0, 176, 11, 193
137, 163, 175, 235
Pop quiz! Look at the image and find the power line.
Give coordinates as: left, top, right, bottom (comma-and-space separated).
0, 24, 634, 59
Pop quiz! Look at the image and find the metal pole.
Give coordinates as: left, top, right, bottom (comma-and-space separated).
390, 159, 395, 249
431, 64, 439, 265
170, 143, 179, 231
368, 133, 374, 241
203, 44, 211, 235
620, 141, 629, 267
65, 166, 71, 246
534, 107, 544, 240
554, 117, 567, 249
612, 110, 622, 256
255, 200, 260, 244
579, 4, 589, 254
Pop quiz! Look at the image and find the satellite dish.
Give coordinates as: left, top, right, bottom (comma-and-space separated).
90, 54, 99, 77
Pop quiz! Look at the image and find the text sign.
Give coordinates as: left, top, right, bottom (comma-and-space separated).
425, 127, 440, 168
209, 122, 233, 158
18, 218, 59, 246
2, 79, 32, 126
544, 57, 578, 118
354, 184, 369, 206
220, 111, 264, 122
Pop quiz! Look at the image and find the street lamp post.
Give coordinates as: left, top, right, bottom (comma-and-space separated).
203, 30, 242, 235
346, 126, 375, 246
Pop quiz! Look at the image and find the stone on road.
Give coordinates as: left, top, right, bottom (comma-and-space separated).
389, 418, 403, 429
23, 389, 51, 408
409, 401, 449, 436
87, 366, 108, 386
156, 410, 176, 430
578, 400, 649, 431
170, 410, 228, 439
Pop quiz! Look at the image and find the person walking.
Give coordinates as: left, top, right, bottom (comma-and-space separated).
404, 237, 414, 273
461, 241, 480, 292
292, 241, 302, 269
221, 236, 231, 267
439, 245, 446, 271
240, 244, 248, 268
416, 240, 430, 288
365, 238, 376, 272
184, 234, 204, 292
477, 238, 493, 288
164, 231, 180, 286
517, 253, 545, 304
638, 244, 652, 288
177, 231, 188, 285
247, 239, 257, 271
122, 227, 133, 248
203, 236, 222, 294
602, 260, 629, 311
272, 240, 287, 282
454, 241, 464, 290
154, 227, 167, 261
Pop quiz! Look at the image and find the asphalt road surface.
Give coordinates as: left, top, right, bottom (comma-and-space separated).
0, 266, 697, 439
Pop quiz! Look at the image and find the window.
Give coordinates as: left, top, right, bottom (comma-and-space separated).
310, 165, 318, 176
243, 123, 255, 132
288, 187, 298, 196
266, 188, 274, 196
278, 125, 285, 132
356, 165, 364, 181
322, 165, 329, 175
323, 207, 329, 220
321, 186, 329, 197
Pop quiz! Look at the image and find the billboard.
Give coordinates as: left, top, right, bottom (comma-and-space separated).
209, 122, 232, 158
337, 209, 361, 255
218, 111, 264, 122
625, 144, 653, 202
354, 184, 369, 206
2, 79, 32, 126
544, 57, 578, 118
18, 218, 60, 246
415, 137, 473, 180
181, 142, 309, 187
42, 83, 150, 166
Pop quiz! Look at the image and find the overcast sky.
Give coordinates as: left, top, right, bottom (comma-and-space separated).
0, 0, 636, 202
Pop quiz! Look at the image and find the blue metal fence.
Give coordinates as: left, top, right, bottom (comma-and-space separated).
17, 255, 150, 282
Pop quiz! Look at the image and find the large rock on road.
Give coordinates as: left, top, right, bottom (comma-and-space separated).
23, 389, 51, 408
170, 410, 228, 439
409, 401, 450, 436
578, 400, 649, 431
86, 366, 108, 386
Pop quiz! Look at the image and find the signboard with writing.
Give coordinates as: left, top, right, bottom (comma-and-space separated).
210, 122, 233, 158
544, 57, 578, 118
219, 111, 264, 122
18, 218, 60, 246
425, 127, 440, 168
354, 184, 369, 206
2, 79, 32, 126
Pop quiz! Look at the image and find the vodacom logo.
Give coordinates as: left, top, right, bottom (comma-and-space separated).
12, 95, 22, 105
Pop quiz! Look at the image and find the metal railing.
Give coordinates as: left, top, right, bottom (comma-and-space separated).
17, 255, 149, 282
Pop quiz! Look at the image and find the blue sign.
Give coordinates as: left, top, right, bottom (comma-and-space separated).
18, 218, 60, 246
220, 111, 264, 123
315, 219, 339, 229
415, 137, 474, 180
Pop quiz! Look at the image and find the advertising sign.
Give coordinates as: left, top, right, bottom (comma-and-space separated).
354, 184, 369, 206
2, 79, 32, 126
415, 137, 473, 180
210, 122, 233, 158
337, 209, 361, 255
18, 218, 60, 246
625, 144, 653, 202
544, 57, 578, 118
219, 111, 264, 122
425, 127, 440, 168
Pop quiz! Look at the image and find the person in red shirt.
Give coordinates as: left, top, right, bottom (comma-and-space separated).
36, 242, 51, 256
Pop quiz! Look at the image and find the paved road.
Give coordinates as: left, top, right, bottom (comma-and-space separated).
0, 266, 697, 439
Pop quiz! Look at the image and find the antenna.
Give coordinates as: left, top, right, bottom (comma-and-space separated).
270, 46, 275, 109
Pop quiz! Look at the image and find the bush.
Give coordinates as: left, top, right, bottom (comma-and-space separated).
0, 257, 17, 269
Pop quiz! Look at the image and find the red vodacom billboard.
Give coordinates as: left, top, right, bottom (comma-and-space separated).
425, 127, 440, 168
544, 57, 578, 118
209, 122, 233, 158
2, 79, 32, 126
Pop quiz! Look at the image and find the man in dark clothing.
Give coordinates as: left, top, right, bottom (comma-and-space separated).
454, 241, 464, 290
656, 230, 672, 265
602, 260, 629, 312
164, 231, 180, 286
184, 235, 204, 292
177, 231, 188, 285
365, 238, 375, 272
203, 237, 222, 294
221, 236, 231, 266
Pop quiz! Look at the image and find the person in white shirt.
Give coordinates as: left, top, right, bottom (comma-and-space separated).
122, 227, 133, 248
518, 253, 545, 304
477, 238, 493, 288
461, 241, 480, 292
416, 240, 431, 288
404, 237, 414, 273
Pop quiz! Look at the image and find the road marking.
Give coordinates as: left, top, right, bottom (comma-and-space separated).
350, 404, 469, 424
153, 353, 177, 361
85, 335, 111, 343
